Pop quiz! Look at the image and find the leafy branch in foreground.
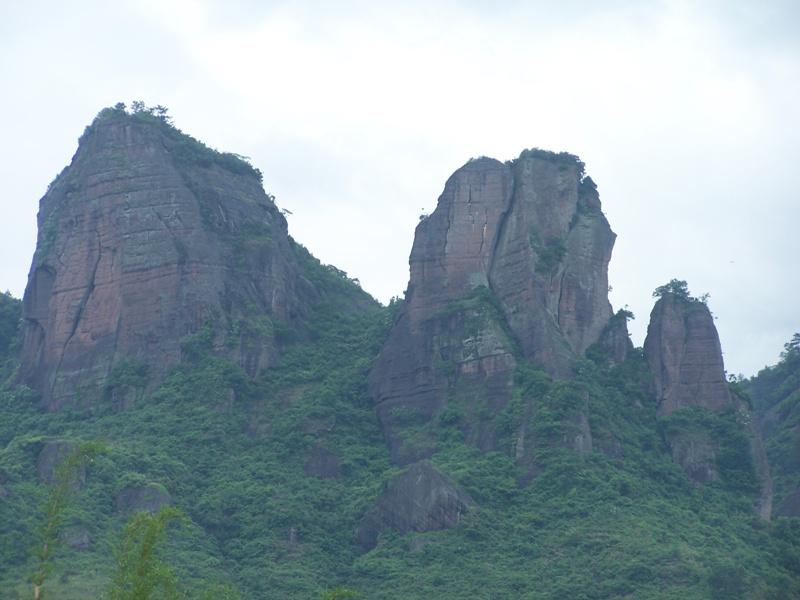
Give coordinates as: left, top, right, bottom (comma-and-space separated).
108, 506, 185, 600
32, 441, 108, 600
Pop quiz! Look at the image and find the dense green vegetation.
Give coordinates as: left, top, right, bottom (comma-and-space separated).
0, 290, 21, 383
86, 102, 264, 184
1, 119, 798, 597
0, 272, 391, 598
747, 334, 800, 513
1, 281, 798, 598
509, 148, 586, 178
652, 279, 709, 305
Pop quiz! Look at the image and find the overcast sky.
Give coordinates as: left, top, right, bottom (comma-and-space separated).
1, 0, 797, 376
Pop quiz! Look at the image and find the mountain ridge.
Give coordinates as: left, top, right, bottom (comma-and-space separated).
0, 105, 797, 599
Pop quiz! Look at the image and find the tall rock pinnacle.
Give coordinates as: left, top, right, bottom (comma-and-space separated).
19, 106, 323, 410
369, 149, 617, 464
643, 292, 733, 416
644, 288, 772, 517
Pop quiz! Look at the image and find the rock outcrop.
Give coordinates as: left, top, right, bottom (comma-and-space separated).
115, 482, 172, 515
369, 150, 616, 463
18, 106, 372, 410
644, 292, 772, 517
37, 440, 85, 487
356, 461, 473, 550
644, 294, 733, 416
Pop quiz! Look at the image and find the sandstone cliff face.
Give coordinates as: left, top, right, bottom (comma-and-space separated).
369, 151, 616, 463
644, 293, 772, 517
18, 108, 349, 410
643, 294, 732, 416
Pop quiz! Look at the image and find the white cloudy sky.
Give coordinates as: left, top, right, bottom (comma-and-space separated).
1, 0, 797, 376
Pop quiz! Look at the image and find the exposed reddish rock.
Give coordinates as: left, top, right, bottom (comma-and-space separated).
18, 108, 372, 410
644, 294, 733, 416
370, 150, 616, 463
644, 293, 773, 517
356, 461, 473, 550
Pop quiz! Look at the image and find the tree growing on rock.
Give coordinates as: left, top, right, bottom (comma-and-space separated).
652, 279, 709, 304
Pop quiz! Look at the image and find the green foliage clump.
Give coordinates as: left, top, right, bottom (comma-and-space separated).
32, 441, 108, 600
746, 332, 800, 511
529, 231, 567, 275
104, 360, 150, 401
89, 102, 263, 183
108, 506, 185, 600
660, 406, 760, 495
652, 279, 709, 304
0, 291, 22, 382
510, 147, 586, 178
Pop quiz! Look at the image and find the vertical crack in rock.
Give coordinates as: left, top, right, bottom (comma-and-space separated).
371, 150, 616, 464
51, 228, 102, 398
19, 108, 376, 410
555, 266, 568, 327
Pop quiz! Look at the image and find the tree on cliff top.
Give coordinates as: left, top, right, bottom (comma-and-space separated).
652, 279, 709, 304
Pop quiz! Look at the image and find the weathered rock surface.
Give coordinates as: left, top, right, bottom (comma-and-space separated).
356, 461, 473, 550
644, 295, 733, 416
667, 432, 719, 484
18, 107, 373, 410
644, 293, 772, 517
115, 482, 171, 515
370, 150, 616, 463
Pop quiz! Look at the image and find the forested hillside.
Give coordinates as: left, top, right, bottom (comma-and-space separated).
749, 335, 800, 519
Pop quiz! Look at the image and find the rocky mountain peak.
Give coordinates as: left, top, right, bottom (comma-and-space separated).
369, 148, 617, 464
18, 106, 337, 410
643, 289, 732, 416
643, 284, 772, 517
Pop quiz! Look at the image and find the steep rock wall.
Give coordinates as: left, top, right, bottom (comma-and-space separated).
644, 293, 772, 518
18, 109, 334, 410
370, 150, 616, 463
643, 295, 732, 416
